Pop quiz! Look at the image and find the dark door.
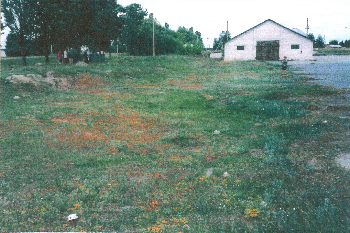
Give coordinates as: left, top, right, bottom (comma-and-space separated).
256, 40, 280, 61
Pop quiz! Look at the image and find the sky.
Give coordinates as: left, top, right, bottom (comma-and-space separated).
1, 0, 349, 49
117, 0, 350, 48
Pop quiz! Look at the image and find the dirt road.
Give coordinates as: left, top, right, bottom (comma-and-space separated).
289, 56, 350, 168
290, 55, 350, 90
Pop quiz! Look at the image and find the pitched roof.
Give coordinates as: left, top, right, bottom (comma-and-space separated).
229, 19, 313, 42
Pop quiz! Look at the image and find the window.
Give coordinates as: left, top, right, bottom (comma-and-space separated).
237, 46, 245, 50
291, 44, 300, 49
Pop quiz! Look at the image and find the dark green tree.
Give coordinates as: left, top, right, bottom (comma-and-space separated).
315, 35, 325, 48
32, 0, 59, 64
307, 33, 317, 48
176, 26, 203, 55
2, 0, 37, 65
85, 0, 122, 54
119, 4, 148, 55
329, 40, 338, 45
137, 17, 179, 55
339, 40, 350, 48
5, 32, 43, 57
307, 33, 315, 42
213, 31, 231, 50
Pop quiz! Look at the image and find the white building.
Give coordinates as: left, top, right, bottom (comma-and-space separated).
1, 49, 6, 57
224, 19, 313, 61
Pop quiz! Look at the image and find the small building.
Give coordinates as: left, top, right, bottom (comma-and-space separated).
326, 45, 342, 49
1, 49, 6, 57
210, 53, 223, 59
224, 19, 313, 61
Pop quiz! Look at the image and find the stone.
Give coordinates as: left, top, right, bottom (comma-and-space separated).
214, 130, 221, 134
6, 75, 38, 85
76, 61, 88, 67
206, 168, 213, 177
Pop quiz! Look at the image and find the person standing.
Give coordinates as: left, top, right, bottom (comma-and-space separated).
64, 50, 68, 64
58, 50, 62, 64
282, 56, 288, 75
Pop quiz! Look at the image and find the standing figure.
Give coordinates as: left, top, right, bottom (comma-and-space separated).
68, 49, 73, 64
282, 56, 288, 75
58, 51, 62, 64
83, 50, 88, 63
64, 50, 68, 64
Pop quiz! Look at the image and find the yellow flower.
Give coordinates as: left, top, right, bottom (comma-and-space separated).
245, 208, 258, 217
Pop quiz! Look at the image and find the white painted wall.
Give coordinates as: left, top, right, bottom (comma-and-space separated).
224, 20, 313, 61
210, 53, 223, 59
1, 49, 6, 57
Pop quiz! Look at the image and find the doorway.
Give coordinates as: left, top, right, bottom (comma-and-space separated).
256, 40, 280, 61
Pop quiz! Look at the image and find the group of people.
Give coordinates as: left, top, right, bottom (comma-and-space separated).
57, 50, 70, 64
57, 49, 89, 64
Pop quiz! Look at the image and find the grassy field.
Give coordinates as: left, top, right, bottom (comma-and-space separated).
1, 54, 350, 232
313, 48, 350, 56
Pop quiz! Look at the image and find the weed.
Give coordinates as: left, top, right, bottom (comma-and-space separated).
1, 54, 349, 231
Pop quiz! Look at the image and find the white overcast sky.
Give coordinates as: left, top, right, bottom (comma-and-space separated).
1, 0, 349, 49
117, 0, 350, 47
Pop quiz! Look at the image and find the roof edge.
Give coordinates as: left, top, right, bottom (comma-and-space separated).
228, 19, 313, 43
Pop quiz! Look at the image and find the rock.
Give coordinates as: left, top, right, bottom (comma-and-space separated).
214, 130, 221, 135
13, 96, 20, 100
76, 61, 88, 67
6, 75, 38, 85
26, 74, 43, 82
46, 71, 54, 77
260, 201, 267, 207
206, 168, 213, 177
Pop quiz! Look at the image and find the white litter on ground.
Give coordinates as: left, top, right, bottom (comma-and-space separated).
67, 214, 78, 221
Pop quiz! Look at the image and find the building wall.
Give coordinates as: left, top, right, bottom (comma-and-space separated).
1, 49, 6, 57
224, 21, 313, 61
210, 53, 223, 59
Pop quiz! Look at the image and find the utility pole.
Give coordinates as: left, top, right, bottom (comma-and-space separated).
152, 14, 155, 56
305, 18, 309, 35
227, 21, 229, 42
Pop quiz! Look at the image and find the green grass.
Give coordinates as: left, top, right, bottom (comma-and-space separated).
1, 54, 350, 232
313, 48, 350, 56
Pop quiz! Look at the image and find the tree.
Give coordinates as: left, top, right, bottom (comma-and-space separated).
176, 26, 204, 55
307, 33, 315, 42
213, 31, 231, 50
339, 40, 350, 48
329, 40, 338, 45
314, 35, 325, 48
85, 0, 122, 54
2, 0, 37, 66
119, 4, 147, 55
32, 0, 60, 64
5, 31, 48, 57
